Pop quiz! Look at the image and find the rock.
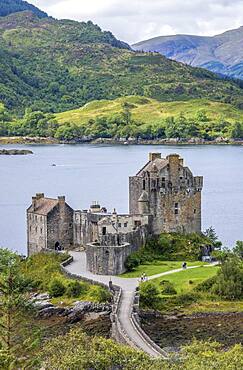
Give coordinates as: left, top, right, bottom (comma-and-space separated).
38, 306, 67, 318
0, 149, 33, 155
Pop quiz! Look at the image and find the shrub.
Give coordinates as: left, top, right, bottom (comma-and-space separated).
140, 281, 160, 309
124, 254, 140, 272
195, 275, 217, 292
175, 292, 199, 305
48, 278, 66, 298
90, 286, 111, 303
66, 281, 86, 298
160, 280, 177, 295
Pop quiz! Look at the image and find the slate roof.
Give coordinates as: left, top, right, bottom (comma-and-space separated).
27, 198, 59, 215
136, 157, 168, 176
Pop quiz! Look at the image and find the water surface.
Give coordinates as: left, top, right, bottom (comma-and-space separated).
0, 144, 242, 254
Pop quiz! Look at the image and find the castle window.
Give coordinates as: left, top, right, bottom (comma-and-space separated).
30, 226, 32, 231
194, 209, 197, 214
143, 179, 146, 190
102, 227, 107, 236
40, 228, 42, 234
118, 223, 122, 228
175, 203, 179, 215
124, 223, 128, 228
35, 227, 38, 233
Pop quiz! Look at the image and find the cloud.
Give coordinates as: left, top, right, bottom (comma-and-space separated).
31, 0, 243, 43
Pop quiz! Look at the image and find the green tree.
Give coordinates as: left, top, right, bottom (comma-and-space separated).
233, 240, 243, 259
0, 249, 38, 369
139, 281, 160, 309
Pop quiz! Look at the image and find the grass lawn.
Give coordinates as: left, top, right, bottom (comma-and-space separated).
152, 265, 220, 294
121, 261, 207, 278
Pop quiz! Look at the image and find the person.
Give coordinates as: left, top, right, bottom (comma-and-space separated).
182, 262, 187, 270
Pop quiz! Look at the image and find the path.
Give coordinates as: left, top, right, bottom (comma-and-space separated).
64, 251, 203, 358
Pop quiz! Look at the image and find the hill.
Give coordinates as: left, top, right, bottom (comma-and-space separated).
0, 11, 243, 115
53, 96, 243, 140
0, 0, 48, 18
133, 27, 243, 80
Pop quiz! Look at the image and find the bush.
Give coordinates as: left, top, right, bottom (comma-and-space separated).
160, 280, 177, 295
174, 292, 199, 305
211, 257, 243, 299
139, 281, 160, 309
124, 254, 140, 272
90, 286, 111, 303
66, 281, 86, 298
195, 275, 217, 292
48, 278, 66, 298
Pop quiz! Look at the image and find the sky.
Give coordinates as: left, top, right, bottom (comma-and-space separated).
31, 0, 243, 44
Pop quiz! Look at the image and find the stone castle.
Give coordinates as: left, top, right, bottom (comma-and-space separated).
27, 153, 203, 275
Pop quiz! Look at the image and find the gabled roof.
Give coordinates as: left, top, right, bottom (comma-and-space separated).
27, 198, 59, 216
136, 157, 168, 176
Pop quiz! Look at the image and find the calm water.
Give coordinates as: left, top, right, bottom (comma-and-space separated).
0, 144, 243, 255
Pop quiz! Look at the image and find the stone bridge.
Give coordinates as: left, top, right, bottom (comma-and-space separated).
61, 251, 202, 358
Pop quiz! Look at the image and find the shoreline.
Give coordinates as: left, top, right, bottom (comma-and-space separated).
1, 136, 243, 146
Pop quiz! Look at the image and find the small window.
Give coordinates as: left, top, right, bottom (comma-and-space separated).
35, 227, 38, 233
175, 209, 179, 215
142, 179, 146, 190
118, 223, 122, 228
124, 223, 128, 228
30, 226, 32, 231
40, 228, 43, 234
102, 227, 107, 236
194, 209, 197, 214
175, 203, 179, 208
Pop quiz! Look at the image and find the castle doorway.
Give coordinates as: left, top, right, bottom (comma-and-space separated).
55, 241, 60, 251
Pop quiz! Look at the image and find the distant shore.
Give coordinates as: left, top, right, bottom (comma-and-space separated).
1, 136, 243, 146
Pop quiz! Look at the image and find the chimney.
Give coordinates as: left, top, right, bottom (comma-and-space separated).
32, 196, 37, 211
58, 196, 66, 205
149, 153, 161, 162
36, 193, 44, 200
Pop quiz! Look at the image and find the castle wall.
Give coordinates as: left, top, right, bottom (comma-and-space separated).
47, 203, 73, 250
27, 213, 47, 255
86, 242, 133, 275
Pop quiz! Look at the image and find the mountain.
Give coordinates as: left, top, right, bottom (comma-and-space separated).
0, 0, 48, 18
0, 11, 243, 114
133, 27, 243, 80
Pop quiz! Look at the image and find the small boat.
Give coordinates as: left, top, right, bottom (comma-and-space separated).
51, 164, 56, 167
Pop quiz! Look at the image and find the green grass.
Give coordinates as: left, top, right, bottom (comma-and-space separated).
121, 260, 207, 278
23, 253, 110, 305
152, 265, 220, 294
56, 96, 243, 126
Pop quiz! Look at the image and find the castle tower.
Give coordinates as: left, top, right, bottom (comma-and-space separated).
129, 153, 203, 234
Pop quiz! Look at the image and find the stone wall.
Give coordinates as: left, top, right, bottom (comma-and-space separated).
27, 213, 47, 255
86, 243, 134, 275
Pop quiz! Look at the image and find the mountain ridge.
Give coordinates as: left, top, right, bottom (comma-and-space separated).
0, 0, 48, 18
0, 10, 243, 114
133, 26, 243, 80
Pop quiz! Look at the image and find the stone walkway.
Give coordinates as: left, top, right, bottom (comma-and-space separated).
64, 252, 204, 358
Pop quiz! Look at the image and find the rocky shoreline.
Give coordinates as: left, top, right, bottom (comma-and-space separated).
140, 310, 243, 352
1, 136, 243, 146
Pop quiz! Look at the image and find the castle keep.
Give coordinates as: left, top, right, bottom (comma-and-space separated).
27, 153, 203, 275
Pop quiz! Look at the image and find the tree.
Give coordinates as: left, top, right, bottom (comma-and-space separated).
0, 249, 38, 369
233, 241, 243, 259
139, 281, 160, 309
211, 257, 243, 299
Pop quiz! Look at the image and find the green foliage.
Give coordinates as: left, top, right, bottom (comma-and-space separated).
124, 254, 140, 271
140, 281, 160, 309
233, 240, 243, 259
40, 328, 243, 370
0, 11, 243, 117
66, 280, 87, 298
89, 286, 111, 304
48, 278, 66, 298
211, 257, 243, 300
126, 233, 211, 270
0, 248, 39, 369
160, 280, 177, 295
0, 0, 48, 18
